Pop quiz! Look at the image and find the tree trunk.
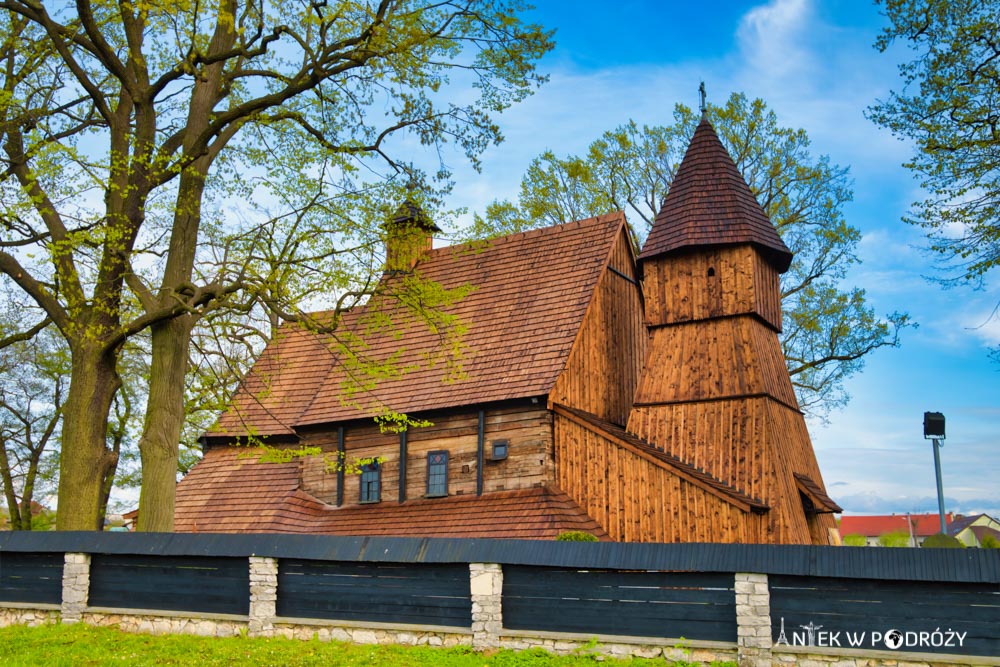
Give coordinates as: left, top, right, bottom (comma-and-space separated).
0, 445, 23, 530
55, 345, 121, 530
136, 316, 193, 531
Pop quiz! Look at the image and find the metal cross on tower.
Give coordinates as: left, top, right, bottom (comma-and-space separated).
699, 81, 707, 116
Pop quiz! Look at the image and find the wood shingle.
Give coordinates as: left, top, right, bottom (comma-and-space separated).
638, 117, 793, 272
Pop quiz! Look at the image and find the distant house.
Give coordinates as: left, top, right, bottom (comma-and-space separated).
0, 499, 54, 531
839, 513, 954, 547
173, 119, 841, 544
948, 514, 1000, 547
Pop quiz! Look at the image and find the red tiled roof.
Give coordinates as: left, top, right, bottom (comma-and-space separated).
210, 213, 625, 437
638, 118, 792, 272
839, 513, 953, 538
174, 446, 319, 533
175, 447, 609, 540
210, 316, 342, 437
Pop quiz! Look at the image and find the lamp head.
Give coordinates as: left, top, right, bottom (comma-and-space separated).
923, 411, 945, 439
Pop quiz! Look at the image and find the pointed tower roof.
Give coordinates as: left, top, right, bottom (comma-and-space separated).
638, 118, 793, 273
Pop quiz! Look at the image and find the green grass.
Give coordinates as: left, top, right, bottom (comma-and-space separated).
0, 624, 736, 666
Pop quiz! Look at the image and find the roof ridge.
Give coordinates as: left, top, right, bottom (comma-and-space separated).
425, 210, 625, 259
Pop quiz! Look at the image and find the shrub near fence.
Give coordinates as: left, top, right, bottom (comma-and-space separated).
1, 533, 999, 666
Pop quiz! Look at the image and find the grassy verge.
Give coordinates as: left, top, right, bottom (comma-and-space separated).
0, 624, 735, 666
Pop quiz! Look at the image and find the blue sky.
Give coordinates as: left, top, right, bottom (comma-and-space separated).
439, 0, 999, 517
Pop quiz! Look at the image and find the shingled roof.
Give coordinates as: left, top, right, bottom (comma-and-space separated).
210, 212, 626, 437
638, 118, 793, 272
174, 447, 609, 539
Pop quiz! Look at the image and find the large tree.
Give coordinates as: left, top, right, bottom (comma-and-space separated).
869, 0, 1000, 343
471, 94, 910, 416
0, 1, 552, 530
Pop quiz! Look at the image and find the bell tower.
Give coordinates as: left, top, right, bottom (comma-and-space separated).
626, 118, 840, 544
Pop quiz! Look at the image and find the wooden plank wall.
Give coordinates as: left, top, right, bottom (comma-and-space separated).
550, 228, 646, 426
299, 404, 554, 506
751, 250, 783, 331
628, 400, 771, 505
642, 245, 781, 331
630, 317, 798, 409
554, 413, 764, 543
628, 398, 836, 545
765, 400, 838, 545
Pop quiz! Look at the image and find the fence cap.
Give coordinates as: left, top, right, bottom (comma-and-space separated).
2, 532, 999, 583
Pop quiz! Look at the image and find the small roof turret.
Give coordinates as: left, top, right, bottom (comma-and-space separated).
638, 118, 793, 273
383, 199, 441, 273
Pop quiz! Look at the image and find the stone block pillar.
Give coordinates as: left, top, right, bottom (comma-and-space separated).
61, 553, 91, 624
735, 572, 772, 667
248, 556, 278, 637
470, 563, 502, 649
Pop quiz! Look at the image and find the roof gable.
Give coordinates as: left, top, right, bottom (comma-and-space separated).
210, 213, 627, 437
638, 118, 792, 272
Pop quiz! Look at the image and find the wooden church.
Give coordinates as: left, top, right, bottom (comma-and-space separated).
175, 118, 841, 544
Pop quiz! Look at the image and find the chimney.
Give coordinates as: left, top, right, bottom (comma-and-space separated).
384, 200, 440, 273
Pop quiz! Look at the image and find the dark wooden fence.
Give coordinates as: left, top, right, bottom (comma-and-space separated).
0, 551, 63, 606
89, 554, 250, 615
770, 575, 1000, 656
1, 532, 998, 658
503, 566, 735, 641
277, 560, 471, 627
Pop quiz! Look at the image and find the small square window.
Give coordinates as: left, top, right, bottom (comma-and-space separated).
426, 451, 448, 497
359, 462, 381, 503
490, 440, 509, 461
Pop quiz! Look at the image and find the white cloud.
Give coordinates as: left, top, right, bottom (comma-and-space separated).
736, 0, 814, 84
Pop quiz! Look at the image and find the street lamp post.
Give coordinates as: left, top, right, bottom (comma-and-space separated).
923, 411, 947, 534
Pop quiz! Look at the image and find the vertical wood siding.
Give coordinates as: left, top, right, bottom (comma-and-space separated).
554, 413, 764, 543
642, 245, 781, 331
631, 317, 798, 409
626, 398, 837, 545
625, 239, 834, 546
550, 228, 646, 426
765, 401, 838, 544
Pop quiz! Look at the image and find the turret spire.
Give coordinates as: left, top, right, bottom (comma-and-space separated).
638, 117, 793, 273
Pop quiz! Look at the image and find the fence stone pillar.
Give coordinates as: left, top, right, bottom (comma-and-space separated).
61, 553, 91, 624
735, 572, 772, 667
248, 556, 278, 637
470, 563, 502, 649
